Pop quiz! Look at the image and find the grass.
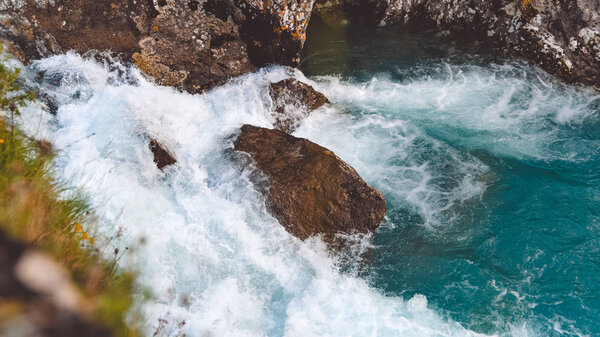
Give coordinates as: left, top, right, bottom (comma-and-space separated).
0, 46, 140, 336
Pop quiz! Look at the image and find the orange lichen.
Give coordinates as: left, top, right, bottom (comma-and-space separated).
152, 25, 159, 32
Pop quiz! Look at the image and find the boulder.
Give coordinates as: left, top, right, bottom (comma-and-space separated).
0, 0, 317, 93
315, 0, 600, 88
234, 124, 386, 240
269, 78, 329, 133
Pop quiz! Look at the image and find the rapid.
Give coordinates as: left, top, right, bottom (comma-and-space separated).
14, 23, 600, 337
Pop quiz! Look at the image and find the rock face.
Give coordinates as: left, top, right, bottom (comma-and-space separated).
234, 124, 386, 240
315, 0, 600, 88
269, 78, 329, 133
0, 230, 109, 337
2, 0, 596, 89
0, 0, 316, 93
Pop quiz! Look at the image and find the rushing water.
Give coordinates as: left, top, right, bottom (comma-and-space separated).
15, 22, 600, 337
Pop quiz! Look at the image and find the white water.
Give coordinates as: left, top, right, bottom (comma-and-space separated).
15, 53, 552, 337
315, 66, 598, 160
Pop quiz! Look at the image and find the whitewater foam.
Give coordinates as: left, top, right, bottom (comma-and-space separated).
17, 53, 500, 337
305, 62, 600, 163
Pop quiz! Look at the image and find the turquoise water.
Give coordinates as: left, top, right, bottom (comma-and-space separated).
300, 22, 600, 336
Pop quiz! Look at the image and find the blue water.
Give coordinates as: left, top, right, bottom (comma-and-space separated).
300, 22, 600, 336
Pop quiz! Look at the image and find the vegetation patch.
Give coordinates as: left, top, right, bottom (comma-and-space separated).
0, 46, 139, 337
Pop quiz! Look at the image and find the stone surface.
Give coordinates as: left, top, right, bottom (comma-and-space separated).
0, 0, 317, 93
269, 78, 329, 133
2, 0, 595, 89
315, 0, 600, 88
149, 139, 176, 170
234, 124, 386, 240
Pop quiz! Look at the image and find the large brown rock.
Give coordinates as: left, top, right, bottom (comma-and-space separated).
269, 78, 329, 133
234, 124, 386, 240
0, 0, 317, 93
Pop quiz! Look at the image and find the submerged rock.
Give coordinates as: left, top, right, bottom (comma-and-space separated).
37, 91, 59, 115
0, 0, 316, 93
315, 0, 600, 88
149, 139, 176, 170
269, 78, 329, 133
234, 124, 386, 240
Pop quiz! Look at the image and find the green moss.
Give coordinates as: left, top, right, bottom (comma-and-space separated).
0, 46, 140, 337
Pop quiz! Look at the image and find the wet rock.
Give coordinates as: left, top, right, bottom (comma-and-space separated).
234, 124, 386, 240
37, 92, 59, 115
269, 78, 329, 133
0, 0, 317, 93
316, 0, 600, 88
149, 139, 176, 170
0, 230, 110, 337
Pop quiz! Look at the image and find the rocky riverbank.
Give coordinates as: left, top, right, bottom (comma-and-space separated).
314, 0, 600, 88
2, 1, 598, 91
0, 0, 315, 92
